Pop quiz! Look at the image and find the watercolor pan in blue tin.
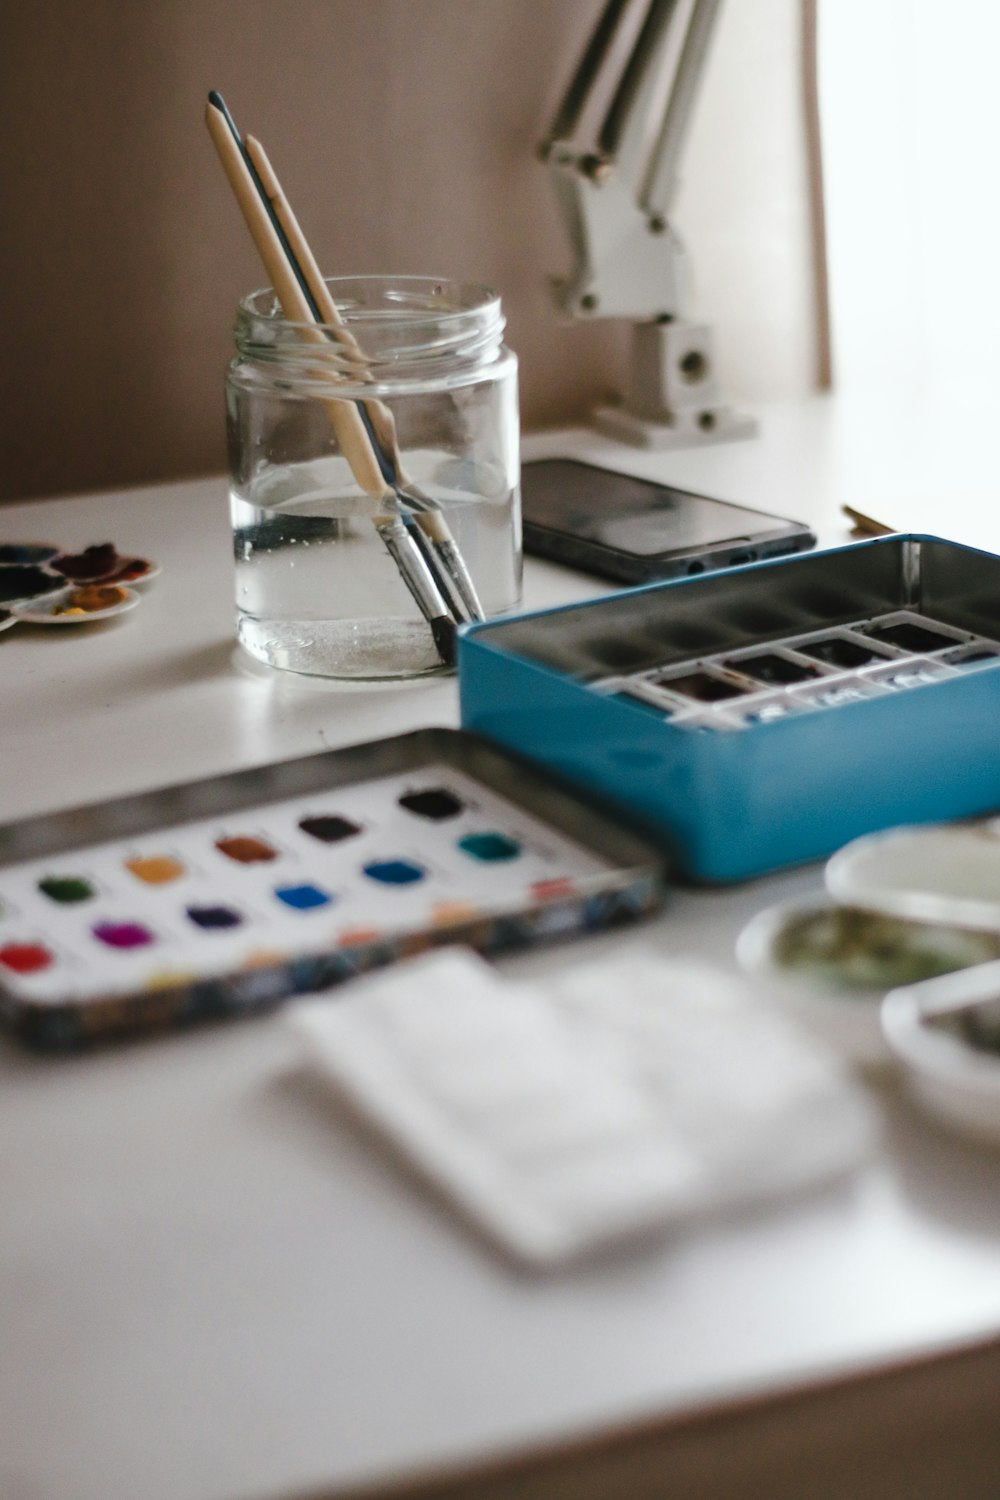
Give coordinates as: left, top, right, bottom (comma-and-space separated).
458, 536, 1000, 883
0, 729, 665, 1050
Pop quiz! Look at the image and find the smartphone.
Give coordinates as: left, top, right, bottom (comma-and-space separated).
521, 458, 816, 585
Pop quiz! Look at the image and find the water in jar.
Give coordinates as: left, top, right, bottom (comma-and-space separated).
231, 454, 521, 678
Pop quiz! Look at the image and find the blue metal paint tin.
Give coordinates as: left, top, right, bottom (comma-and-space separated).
458, 536, 1000, 882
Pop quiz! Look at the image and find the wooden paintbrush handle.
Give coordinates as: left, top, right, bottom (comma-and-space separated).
205, 102, 387, 499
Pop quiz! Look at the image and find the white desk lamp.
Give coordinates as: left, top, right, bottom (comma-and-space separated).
540, 0, 757, 448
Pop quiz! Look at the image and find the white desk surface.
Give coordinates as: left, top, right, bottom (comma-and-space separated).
4, 393, 1000, 1500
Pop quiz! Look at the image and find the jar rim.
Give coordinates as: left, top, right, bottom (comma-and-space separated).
238, 274, 502, 334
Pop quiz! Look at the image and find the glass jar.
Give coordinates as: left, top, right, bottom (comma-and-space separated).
226, 276, 521, 679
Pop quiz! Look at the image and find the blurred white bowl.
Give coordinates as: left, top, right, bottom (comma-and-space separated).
882, 962, 1000, 1145
826, 824, 1000, 930
737, 895, 1000, 1068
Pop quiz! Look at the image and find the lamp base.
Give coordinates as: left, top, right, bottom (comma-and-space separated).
593, 401, 758, 450
593, 319, 758, 450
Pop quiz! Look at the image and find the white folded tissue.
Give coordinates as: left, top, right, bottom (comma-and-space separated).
289, 947, 876, 1267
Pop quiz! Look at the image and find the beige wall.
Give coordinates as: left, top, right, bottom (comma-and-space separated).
1, 1, 816, 504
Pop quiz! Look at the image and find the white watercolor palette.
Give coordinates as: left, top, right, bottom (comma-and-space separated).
0, 731, 665, 1047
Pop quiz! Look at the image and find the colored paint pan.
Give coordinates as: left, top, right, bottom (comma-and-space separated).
215, 835, 279, 863
298, 815, 361, 843
0, 942, 54, 974
38, 876, 95, 904
126, 856, 186, 885
187, 905, 243, 930
458, 832, 521, 862
275, 884, 332, 910
398, 788, 464, 820
92, 921, 155, 950
363, 859, 426, 885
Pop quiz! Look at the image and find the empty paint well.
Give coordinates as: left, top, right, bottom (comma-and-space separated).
798, 635, 887, 669
653, 669, 750, 703
863, 619, 959, 653
722, 652, 820, 686
458, 832, 521, 862
38, 876, 94, 903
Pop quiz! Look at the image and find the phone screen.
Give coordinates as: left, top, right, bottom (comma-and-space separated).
522, 460, 796, 557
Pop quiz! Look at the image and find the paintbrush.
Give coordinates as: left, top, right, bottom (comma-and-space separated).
205, 92, 457, 666
242, 131, 485, 624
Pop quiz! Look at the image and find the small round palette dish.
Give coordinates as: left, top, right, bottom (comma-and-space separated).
882, 961, 1000, 1145
826, 824, 1000, 930
0, 539, 158, 638
736, 895, 1000, 1067
12, 583, 140, 625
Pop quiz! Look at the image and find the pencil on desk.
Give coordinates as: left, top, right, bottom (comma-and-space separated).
842, 504, 896, 537
204, 92, 457, 665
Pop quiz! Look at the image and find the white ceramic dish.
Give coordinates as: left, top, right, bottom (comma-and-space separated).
826, 824, 1000, 930
882, 962, 1000, 1145
736, 895, 1000, 1068
12, 585, 140, 625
